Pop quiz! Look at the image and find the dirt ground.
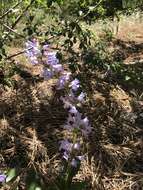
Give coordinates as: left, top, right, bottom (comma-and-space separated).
0, 16, 143, 189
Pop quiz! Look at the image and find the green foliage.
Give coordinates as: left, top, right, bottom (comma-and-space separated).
53, 160, 87, 190
26, 169, 42, 190
6, 168, 17, 183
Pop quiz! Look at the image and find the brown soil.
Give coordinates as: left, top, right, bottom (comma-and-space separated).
1, 18, 143, 189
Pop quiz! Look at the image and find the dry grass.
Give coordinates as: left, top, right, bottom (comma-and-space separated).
1, 15, 143, 190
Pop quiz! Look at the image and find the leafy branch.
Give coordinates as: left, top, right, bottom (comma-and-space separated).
0, 0, 22, 19
2, 0, 35, 42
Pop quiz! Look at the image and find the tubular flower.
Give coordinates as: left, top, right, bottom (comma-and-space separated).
25, 39, 40, 64
52, 64, 63, 73
56, 72, 71, 90
69, 106, 78, 115
43, 44, 49, 56
69, 78, 80, 91
60, 96, 72, 109
24, 40, 92, 172
42, 67, 53, 80
71, 158, 78, 167
77, 92, 85, 102
59, 139, 73, 153
0, 174, 6, 183
47, 52, 59, 65
63, 151, 69, 161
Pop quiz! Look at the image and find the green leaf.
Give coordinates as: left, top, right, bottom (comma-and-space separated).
6, 168, 17, 183
27, 182, 42, 190
65, 160, 81, 189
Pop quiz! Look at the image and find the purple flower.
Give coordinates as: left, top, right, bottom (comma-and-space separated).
73, 143, 80, 150
71, 155, 84, 167
71, 156, 84, 167
63, 151, 69, 161
52, 64, 63, 73
65, 112, 81, 130
76, 155, 85, 161
56, 72, 71, 90
60, 91, 75, 108
69, 78, 80, 91
42, 67, 53, 79
25, 39, 40, 64
77, 92, 85, 102
60, 72, 70, 80
59, 140, 73, 152
30, 56, 39, 65
71, 158, 78, 167
81, 117, 92, 134
43, 44, 49, 50
0, 174, 6, 183
25, 39, 40, 56
80, 117, 92, 136
56, 78, 66, 90
64, 112, 92, 136
43, 44, 49, 56
47, 52, 59, 65
81, 117, 89, 127
69, 106, 78, 115
64, 114, 76, 130
60, 97, 72, 109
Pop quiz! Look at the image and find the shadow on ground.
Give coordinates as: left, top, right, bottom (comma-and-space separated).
0, 53, 143, 189
0, 66, 67, 188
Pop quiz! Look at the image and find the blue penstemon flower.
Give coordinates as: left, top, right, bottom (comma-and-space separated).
25, 38, 41, 65
42, 67, 53, 80
47, 52, 59, 65
0, 174, 6, 183
25, 40, 91, 188
69, 78, 80, 91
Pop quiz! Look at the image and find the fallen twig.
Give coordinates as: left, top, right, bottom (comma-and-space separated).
1, 22, 25, 38
5, 47, 33, 60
